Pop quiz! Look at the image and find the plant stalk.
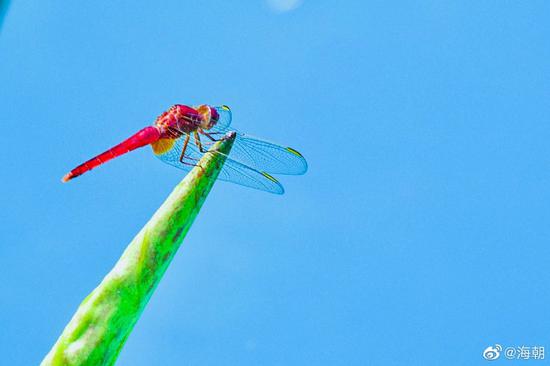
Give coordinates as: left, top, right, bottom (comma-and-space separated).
42, 132, 236, 366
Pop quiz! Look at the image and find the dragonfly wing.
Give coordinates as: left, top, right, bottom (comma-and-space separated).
226, 133, 308, 175
206, 108, 307, 174
217, 155, 285, 194
153, 136, 199, 173
201, 131, 308, 175
154, 135, 284, 194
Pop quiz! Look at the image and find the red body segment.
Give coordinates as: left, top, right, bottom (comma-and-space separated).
155, 104, 201, 134
62, 126, 161, 182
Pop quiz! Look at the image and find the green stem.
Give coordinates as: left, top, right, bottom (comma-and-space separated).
42, 132, 236, 366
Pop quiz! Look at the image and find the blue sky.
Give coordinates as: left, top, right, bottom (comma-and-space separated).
1, 1, 550, 365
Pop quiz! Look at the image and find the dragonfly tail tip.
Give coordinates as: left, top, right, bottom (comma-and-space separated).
61, 172, 73, 183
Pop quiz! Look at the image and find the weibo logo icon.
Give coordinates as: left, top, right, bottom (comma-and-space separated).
483, 344, 502, 361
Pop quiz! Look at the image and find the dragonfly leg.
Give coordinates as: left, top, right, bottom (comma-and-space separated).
178, 133, 190, 163
199, 129, 218, 142
179, 154, 202, 168
178, 133, 203, 169
180, 159, 199, 167
194, 131, 207, 153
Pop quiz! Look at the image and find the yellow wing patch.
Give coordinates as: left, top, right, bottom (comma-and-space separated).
221, 105, 231, 111
286, 147, 303, 157
151, 138, 176, 155
261, 171, 279, 183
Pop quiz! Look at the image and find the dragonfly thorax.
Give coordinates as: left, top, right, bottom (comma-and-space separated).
155, 104, 209, 136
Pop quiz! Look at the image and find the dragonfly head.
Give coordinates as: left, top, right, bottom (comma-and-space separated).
195, 104, 220, 130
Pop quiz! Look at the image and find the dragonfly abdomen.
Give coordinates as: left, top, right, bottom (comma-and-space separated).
62, 126, 161, 182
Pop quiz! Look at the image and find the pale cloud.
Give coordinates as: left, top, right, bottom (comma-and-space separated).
267, 0, 303, 13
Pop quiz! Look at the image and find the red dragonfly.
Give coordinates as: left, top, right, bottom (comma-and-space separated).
62, 104, 307, 194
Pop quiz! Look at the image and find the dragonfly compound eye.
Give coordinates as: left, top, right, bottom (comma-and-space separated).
210, 107, 220, 123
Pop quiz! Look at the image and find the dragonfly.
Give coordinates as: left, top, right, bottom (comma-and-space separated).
62, 104, 307, 194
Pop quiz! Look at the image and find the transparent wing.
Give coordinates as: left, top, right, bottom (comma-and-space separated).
204, 126, 307, 175
228, 133, 308, 175
208, 107, 307, 174
217, 154, 285, 194
153, 135, 284, 194
153, 136, 195, 174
